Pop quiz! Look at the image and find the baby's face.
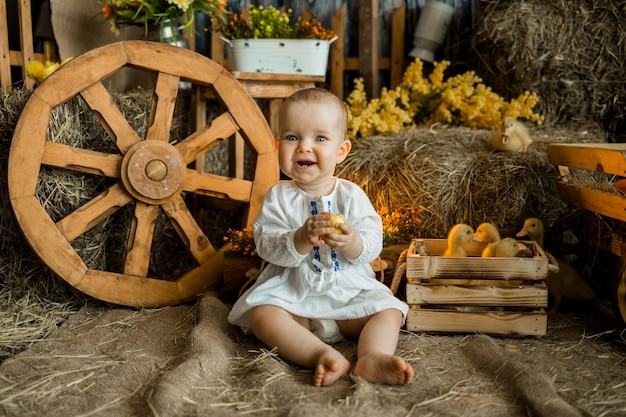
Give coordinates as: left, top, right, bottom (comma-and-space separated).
278, 100, 349, 193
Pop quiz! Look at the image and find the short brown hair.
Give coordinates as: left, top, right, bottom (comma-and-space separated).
281, 88, 347, 132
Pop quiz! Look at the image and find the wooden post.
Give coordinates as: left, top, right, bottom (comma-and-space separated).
329, 4, 346, 98
0, 0, 11, 90
0, 0, 36, 90
358, 0, 379, 98
210, 16, 227, 67
390, 3, 406, 89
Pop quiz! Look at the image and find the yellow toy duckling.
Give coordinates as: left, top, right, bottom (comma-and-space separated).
474, 222, 500, 257
495, 237, 526, 257
517, 217, 595, 313
444, 224, 475, 257
488, 116, 532, 152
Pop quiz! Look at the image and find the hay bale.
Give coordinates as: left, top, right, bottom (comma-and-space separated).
471, 0, 626, 141
336, 124, 605, 239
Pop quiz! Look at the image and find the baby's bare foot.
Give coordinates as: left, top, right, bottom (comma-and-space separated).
313, 349, 351, 387
353, 352, 414, 385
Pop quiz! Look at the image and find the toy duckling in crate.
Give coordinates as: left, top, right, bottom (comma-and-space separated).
488, 117, 533, 152
495, 237, 526, 257
517, 217, 595, 313
473, 222, 500, 257
443, 223, 475, 257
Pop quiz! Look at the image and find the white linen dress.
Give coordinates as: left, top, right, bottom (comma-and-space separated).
228, 178, 408, 342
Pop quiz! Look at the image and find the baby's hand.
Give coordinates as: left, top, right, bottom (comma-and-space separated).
322, 214, 362, 259
295, 213, 362, 259
299, 213, 336, 247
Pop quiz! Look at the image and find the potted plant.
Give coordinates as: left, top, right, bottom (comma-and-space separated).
214, 5, 337, 76
100, 0, 228, 43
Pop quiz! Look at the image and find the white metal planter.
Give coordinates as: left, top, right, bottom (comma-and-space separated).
222, 37, 337, 76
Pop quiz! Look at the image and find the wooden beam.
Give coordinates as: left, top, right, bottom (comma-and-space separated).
390, 3, 406, 89
358, 0, 379, 98
329, 4, 345, 98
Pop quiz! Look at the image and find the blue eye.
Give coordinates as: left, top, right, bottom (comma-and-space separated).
284, 135, 297, 141
315, 136, 326, 142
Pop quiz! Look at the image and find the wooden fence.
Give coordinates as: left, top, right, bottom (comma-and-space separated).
0, 0, 56, 90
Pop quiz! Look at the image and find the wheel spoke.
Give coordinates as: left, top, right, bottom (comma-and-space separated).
124, 202, 159, 277
80, 81, 142, 154
42, 142, 122, 178
56, 182, 133, 241
175, 112, 240, 164
184, 169, 252, 203
161, 194, 215, 263
146, 73, 180, 142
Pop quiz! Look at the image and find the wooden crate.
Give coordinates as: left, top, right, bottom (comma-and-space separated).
405, 239, 549, 337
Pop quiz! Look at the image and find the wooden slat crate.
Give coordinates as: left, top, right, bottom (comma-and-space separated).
405, 239, 549, 337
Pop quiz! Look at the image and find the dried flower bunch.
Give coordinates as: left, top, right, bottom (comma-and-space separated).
223, 228, 256, 257
100, 0, 227, 37
378, 207, 423, 247
215, 5, 335, 40
345, 58, 545, 138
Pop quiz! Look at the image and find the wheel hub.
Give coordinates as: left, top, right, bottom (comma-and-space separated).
121, 140, 185, 204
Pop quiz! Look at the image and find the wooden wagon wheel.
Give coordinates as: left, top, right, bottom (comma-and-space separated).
8, 41, 278, 307
613, 255, 626, 327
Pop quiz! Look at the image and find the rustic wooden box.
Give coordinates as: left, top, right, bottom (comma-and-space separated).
405, 238, 549, 337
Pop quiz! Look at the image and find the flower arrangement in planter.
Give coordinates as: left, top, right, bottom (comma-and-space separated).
345, 58, 545, 138
215, 5, 335, 40
213, 5, 337, 76
100, 0, 228, 40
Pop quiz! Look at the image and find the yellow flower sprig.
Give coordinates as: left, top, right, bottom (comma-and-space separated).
345, 58, 544, 139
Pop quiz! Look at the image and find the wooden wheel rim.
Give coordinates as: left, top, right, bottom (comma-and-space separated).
8, 41, 278, 307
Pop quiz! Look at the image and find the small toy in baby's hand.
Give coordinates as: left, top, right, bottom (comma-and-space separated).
331, 214, 344, 234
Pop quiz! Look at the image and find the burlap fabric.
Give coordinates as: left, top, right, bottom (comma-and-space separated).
0, 292, 602, 417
